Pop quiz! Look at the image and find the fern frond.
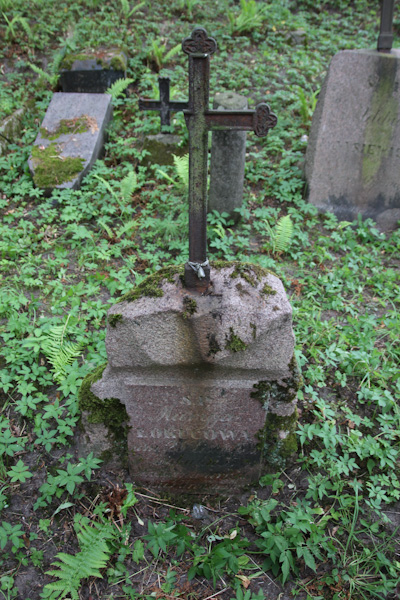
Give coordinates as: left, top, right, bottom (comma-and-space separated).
128, 0, 145, 17
119, 170, 137, 202
117, 219, 137, 238
41, 322, 83, 384
18, 16, 32, 39
29, 63, 54, 85
273, 215, 293, 254
44, 520, 117, 599
106, 77, 134, 100
164, 43, 181, 63
120, 0, 129, 15
173, 153, 189, 189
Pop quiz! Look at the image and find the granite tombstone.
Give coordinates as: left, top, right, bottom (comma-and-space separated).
79, 28, 299, 493
305, 1, 400, 231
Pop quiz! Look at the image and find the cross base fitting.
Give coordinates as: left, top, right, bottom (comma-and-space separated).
184, 263, 211, 292
377, 33, 393, 52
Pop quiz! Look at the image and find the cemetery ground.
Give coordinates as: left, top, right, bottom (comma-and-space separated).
1, 0, 400, 599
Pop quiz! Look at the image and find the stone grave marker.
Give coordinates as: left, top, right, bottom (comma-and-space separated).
59, 48, 127, 93
79, 28, 300, 493
208, 91, 248, 222
305, 0, 400, 231
28, 92, 112, 190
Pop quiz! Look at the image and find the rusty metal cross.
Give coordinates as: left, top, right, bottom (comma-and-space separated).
378, 0, 395, 52
139, 77, 188, 128
139, 27, 277, 291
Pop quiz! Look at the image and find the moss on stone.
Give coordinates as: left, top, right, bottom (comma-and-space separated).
211, 260, 276, 283
109, 53, 127, 71
252, 355, 302, 405
108, 314, 122, 327
182, 296, 197, 319
118, 264, 185, 303
257, 410, 299, 466
362, 57, 398, 186
250, 323, 257, 340
261, 283, 277, 296
225, 327, 247, 352
78, 363, 129, 461
207, 333, 221, 356
61, 50, 127, 72
40, 116, 89, 140
31, 143, 84, 188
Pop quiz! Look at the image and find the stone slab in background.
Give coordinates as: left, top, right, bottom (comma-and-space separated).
305, 49, 400, 232
0, 108, 24, 156
84, 263, 300, 493
28, 92, 112, 190
142, 133, 187, 167
208, 91, 248, 222
59, 48, 127, 93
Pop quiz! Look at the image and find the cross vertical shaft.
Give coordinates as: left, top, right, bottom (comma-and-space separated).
378, 0, 395, 52
188, 56, 209, 265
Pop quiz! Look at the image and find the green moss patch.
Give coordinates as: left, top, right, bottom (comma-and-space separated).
31, 143, 84, 188
118, 264, 185, 303
252, 355, 302, 405
257, 410, 299, 467
108, 314, 122, 327
40, 116, 90, 140
78, 363, 129, 458
182, 296, 197, 319
225, 327, 247, 352
61, 49, 127, 71
211, 260, 276, 284
261, 283, 277, 296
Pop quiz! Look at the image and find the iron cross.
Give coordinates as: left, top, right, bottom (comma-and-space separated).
182, 27, 277, 290
139, 27, 277, 291
139, 77, 188, 129
377, 0, 394, 52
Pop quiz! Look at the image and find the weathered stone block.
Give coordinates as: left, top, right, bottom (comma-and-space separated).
59, 48, 127, 93
81, 263, 300, 492
305, 49, 400, 231
28, 93, 112, 190
208, 91, 248, 222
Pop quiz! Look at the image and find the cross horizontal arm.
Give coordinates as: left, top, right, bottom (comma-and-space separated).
138, 99, 189, 111
202, 103, 277, 137
204, 110, 255, 131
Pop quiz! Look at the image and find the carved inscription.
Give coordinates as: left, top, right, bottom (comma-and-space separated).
136, 428, 251, 442
332, 140, 400, 159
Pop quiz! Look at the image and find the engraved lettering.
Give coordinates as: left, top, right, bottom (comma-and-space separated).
219, 430, 235, 441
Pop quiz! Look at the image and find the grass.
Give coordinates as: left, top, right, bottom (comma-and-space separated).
0, 0, 400, 599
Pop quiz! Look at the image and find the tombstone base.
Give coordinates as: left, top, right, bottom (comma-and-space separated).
80, 262, 301, 493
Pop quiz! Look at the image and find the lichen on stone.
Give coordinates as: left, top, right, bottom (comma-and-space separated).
225, 327, 247, 352
31, 143, 84, 187
40, 115, 90, 140
182, 296, 197, 319
108, 314, 122, 327
118, 264, 185, 303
